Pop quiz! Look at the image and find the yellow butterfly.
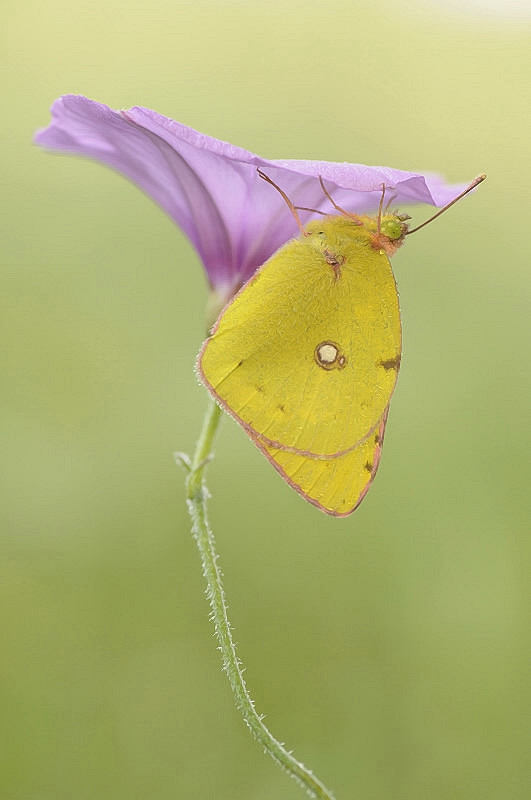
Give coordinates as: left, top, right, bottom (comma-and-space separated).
198, 172, 484, 516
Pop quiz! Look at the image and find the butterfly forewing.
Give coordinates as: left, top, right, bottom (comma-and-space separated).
199, 217, 401, 457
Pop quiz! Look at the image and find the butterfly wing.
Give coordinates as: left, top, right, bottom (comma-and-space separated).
199, 219, 401, 457
252, 406, 390, 516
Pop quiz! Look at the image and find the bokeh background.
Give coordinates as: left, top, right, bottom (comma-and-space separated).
3, 1, 530, 798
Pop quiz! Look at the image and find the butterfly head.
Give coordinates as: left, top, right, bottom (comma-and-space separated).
360, 212, 410, 256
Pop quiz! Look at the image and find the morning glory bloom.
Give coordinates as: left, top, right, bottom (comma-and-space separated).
35, 95, 465, 300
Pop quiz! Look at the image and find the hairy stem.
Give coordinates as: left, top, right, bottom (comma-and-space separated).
185, 397, 336, 800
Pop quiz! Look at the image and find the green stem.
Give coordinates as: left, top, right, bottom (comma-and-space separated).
185, 397, 336, 800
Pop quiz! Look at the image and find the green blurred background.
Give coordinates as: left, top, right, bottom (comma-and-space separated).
2, 1, 530, 798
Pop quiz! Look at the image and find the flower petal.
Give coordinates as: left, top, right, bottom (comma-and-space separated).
35, 96, 468, 292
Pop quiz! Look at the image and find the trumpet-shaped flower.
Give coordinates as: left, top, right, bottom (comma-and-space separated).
35, 95, 465, 299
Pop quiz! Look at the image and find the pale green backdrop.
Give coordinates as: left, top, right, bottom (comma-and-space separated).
2, 1, 530, 798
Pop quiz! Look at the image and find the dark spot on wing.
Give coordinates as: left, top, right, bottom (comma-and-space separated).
379, 354, 401, 371
315, 340, 347, 371
364, 461, 373, 472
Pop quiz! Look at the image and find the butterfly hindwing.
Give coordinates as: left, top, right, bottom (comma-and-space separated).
252, 406, 390, 516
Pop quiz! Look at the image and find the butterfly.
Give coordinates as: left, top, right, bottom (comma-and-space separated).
198, 171, 484, 516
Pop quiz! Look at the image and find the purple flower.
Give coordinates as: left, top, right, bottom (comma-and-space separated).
35, 95, 466, 299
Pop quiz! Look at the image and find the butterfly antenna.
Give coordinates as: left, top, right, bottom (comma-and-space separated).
385, 192, 397, 211
376, 183, 386, 234
405, 174, 486, 235
318, 176, 363, 224
295, 205, 327, 216
257, 169, 307, 236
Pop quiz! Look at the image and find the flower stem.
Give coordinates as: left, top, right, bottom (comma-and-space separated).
185, 397, 336, 800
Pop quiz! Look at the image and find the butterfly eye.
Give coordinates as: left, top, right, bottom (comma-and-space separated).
380, 217, 404, 240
